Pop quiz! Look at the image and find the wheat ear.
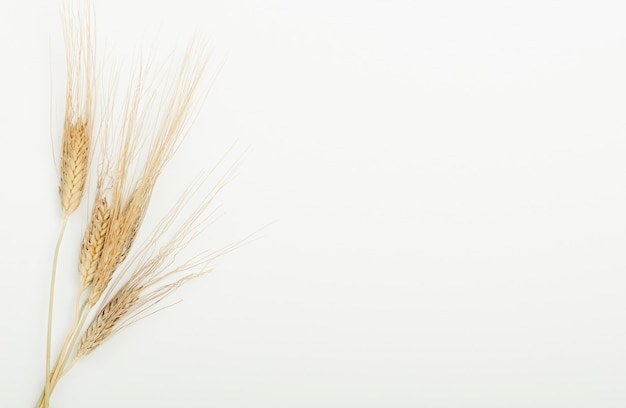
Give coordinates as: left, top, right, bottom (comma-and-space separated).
87, 201, 143, 305
58, 0, 95, 216
59, 120, 90, 216
78, 193, 110, 289
77, 286, 141, 357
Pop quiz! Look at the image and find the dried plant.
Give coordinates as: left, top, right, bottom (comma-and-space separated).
78, 187, 110, 289
58, 0, 95, 217
37, 2, 247, 407
44, 1, 95, 406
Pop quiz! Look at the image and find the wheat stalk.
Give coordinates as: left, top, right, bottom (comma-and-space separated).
44, 1, 95, 407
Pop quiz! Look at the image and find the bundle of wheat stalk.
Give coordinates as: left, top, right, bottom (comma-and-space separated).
38, 2, 242, 407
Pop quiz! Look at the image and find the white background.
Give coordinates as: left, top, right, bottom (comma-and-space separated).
1, 0, 626, 407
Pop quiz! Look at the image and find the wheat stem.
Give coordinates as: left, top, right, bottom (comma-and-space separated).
35, 352, 73, 408
51, 290, 87, 385
53, 299, 91, 384
37, 293, 90, 408
35, 360, 61, 408
44, 217, 68, 408
63, 306, 91, 368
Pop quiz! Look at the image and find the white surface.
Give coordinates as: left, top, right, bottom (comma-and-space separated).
1, 0, 626, 407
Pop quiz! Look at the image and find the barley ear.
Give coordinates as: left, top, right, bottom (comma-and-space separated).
59, 120, 90, 216
77, 287, 141, 357
58, 0, 95, 216
78, 195, 110, 289
87, 208, 142, 306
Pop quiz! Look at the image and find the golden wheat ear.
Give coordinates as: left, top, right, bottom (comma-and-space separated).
59, 120, 89, 215
78, 190, 110, 289
58, 0, 95, 216
77, 285, 142, 357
